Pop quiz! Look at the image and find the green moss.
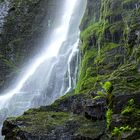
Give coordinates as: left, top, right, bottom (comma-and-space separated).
6, 109, 106, 139
121, 99, 140, 116
80, 22, 104, 53
112, 126, 133, 136
76, 0, 140, 97
75, 49, 97, 93
108, 62, 140, 95
81, 77, 101, 93
76, 38, 119, 93
14, 111, 70, 133
109, 22, 124, 34
76, 120, 106, 139
60, 90, 75, 100
123, 0, 138, 5
81, 22, 103, 37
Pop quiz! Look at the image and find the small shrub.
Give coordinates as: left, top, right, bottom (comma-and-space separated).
94, 81, 113, 108
102, 81, 113, 94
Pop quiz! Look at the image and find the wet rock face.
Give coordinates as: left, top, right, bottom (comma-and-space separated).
112, 93, 140, 114
0, 0, 64, 91
52, 92, 106, 120
0, 0, 10, 32
77, 0, 140, 95
80, 0, 101, 30
76, 0, 140, 139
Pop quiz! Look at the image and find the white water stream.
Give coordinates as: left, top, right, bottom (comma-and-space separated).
0, 0, 87, 139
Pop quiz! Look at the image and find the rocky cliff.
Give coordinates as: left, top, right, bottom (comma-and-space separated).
0, 0, 63, 91
2, 0, 140, 140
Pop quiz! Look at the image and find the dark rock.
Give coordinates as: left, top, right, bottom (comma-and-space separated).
106, 14, 122, 24
42, 93, 107, 120
2, 110, 106, 140
113, 93, 140, 114
110, 114, 129, 129
0, 0, 65, 91
80, 0, 101, 30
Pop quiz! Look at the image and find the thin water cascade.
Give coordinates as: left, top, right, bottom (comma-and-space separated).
64, 37, 80, 94
0, 0, 87, 139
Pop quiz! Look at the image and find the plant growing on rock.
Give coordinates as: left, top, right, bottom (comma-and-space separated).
94, 81, 114, 129
106, 108, 113, 129
112, 126, 133, 137
121, 99, 140, 116
94, 81, 114, 108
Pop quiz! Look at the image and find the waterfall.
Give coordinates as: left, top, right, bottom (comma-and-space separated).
0, 0, 87, 139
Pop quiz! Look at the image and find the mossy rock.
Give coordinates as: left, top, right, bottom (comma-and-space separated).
2, 110, 106, 140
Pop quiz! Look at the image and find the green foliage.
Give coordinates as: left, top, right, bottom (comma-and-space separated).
76, 0, 140, 101
16, 111, 71, 132
121, 99, 140, 116
106, 109, 113, 128
80, 22, 103, 52
121, 99, 135, 115
109, 62, 140, 95
102, 81, 113, 94
128, 99, 135, 106
121, 106, 133, 116
94, 91, 106, 100
76, 120, 106, 139
75, 49, 97, 93
112, 126, 132, 136
93, 82, 113, 104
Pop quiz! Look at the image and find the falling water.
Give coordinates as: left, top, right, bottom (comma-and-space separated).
0, 0, 87, 139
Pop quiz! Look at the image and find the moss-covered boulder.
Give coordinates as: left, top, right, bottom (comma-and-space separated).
2, 92, 107, 140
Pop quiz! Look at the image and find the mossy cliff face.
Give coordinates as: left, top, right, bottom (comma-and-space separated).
2, 0, 140, 140
76, 0, 140, 139
0, 0, 64, 91
76, 0, 140, 95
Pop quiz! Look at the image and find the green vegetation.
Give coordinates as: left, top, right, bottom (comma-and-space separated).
17, 111, 70, 131
121, 99, 135, 115
111, 99, 140, 138
106, 109, 113, 129
121, 99, 140, 116
93, 81, 113, 129
6, 109, 106, 139
94, 81, 113, 107
80, 22, 104, 53
112, 126, 133, 136
76, 120, 106, 139
76, 0, 140, 95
